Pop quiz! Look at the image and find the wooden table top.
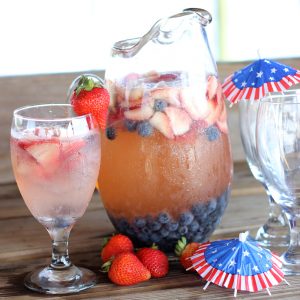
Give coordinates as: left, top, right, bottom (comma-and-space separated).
0, 161, 299, 299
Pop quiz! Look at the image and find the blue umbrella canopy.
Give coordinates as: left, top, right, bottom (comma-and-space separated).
222, 59, 300, 103
189, 232, 288, 297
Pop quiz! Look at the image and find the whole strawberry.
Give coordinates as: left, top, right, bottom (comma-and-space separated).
136, 245, 169, 278
101, 234, 134, 263
103, 252, 151, 286
175, 237, 200, 271
70, 75, 110, 130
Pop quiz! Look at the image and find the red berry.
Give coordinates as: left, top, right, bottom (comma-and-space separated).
136, 247, 169, 278
107, 252, 151, 286
70, 75, 110, 130
101, 234, 134, 263
175, 237, 200, 271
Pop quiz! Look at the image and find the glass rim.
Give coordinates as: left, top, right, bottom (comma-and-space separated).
13, 103, 92, 122
260, 89, 300, 103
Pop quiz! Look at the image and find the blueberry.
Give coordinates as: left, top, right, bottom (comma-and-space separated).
150, 233, 161, 243
179, 212, 194, 226
217, 191, 229, 214
165, 221, 179, 232
137, 121, 153, 137
158, 212, 171, 224
141, 226, 151, 235
148, 221, 162, 231
208, 209, 221, 223
134, 217, 146, 228
168, 231, 180, 240
153, 99, 167, 112
106, 127, 116, 140
195, 210, 208, 222
204, 125, 220, 141
160, 227, 170, 237
126, 227, 135, 236
191, 203, 206, 217
178, 225, 189, 235
116, 218, 129, 230
193, 233, 206, 243
137, 233, 148, 242
189, 220, 200, 233
206, 199, 217, 214
186, 232, 194, 241
124, 119, 137, 132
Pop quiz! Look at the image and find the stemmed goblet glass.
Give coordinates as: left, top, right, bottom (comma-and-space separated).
239, 98, 289, 247
10, 104, 101, 293
256, 91, 300, 275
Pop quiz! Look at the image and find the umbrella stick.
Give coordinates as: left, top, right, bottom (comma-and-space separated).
203, 281, 210, 290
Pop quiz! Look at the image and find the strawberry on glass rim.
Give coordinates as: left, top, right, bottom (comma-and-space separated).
69, 74, 110, 130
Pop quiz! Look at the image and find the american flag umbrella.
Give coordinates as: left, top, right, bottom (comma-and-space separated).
189, 232, 289, 297
222, 59, 300, 104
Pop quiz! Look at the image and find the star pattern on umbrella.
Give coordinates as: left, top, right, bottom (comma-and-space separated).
222, 58, 300, 103
190, 232, 288, 296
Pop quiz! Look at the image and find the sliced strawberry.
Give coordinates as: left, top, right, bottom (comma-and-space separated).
26, 141, 60, 172
124, 105, 154, 121
123, 72, 141, 84
128, 87, 144, 103
151, 87, 181, 107
206, 75, 218, 100
18, 137, 59, 150
61, 139, 85, 158
180, 88, 209, 121
150, 112, 174, 139
204, 80, 224, 126
165, 107, 193, 136
158, 73, 178, 82
144, 70, 160, 83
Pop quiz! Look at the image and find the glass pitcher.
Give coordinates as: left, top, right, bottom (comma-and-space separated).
98, 8, 233, 251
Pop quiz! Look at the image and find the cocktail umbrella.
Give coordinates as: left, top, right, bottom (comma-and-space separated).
222, 58, 300, 104
189, 232, 289, 297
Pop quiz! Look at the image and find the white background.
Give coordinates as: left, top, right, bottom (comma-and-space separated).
0, 0, 299, 76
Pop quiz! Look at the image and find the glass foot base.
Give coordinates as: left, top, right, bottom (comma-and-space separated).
24, 265, 97, 294
281, 252, 300, 276
255, 221, 289, 247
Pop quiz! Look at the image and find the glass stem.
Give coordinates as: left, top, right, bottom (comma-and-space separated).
284, 206, 300, 258
262, 182, 284, 222
49, 227, 72, 269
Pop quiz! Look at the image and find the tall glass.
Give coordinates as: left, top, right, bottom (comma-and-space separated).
256, 92, 300, 275
10, 104, 101, 294
239, 99, 289, 247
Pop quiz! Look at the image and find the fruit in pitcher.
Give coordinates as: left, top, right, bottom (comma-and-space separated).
70, 75, 110, 130
136, 245, 169, 278
149, 112, 174, 139
175, 237, 200, 271
165, 107, 193, 136
101, 234, 134, 263
105, 252, 151, 286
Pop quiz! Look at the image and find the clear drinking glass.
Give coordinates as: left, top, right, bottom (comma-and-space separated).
256, 92, 300, 275
239, 99, 289, 247
10, 104, 101, 293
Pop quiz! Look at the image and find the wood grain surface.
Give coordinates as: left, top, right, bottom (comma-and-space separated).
0, 162, 299, 299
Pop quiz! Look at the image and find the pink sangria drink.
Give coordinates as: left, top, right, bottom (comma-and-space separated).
98, 72, 232, 251
11, 115, 100, 229
10, 104, 100, 294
